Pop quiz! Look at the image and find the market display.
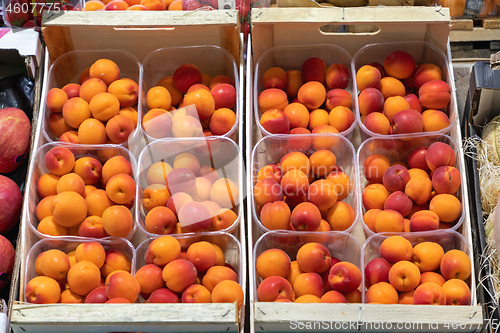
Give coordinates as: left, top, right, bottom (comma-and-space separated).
364, 234, 472, 305
3, 3, 498, 331
359, 137, 463, 234
142, 63, 237, 139
33, 145, 136, 239
355, 49, 452, 136
257, 57, 355, 136
46, 59, 139, 145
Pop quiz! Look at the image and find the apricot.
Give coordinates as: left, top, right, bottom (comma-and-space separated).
260, 201, 291, 230
37, 174, 60, 198
325, 89, 352, 110
37, 216, 69, 236
101, 205, 134, 238
383, 51, 416, 80
67, 261, 101, 296
420, 271, 446, 286
363, 208, 381, 233
384, 191, 413, 217
328, 106, 354, 133
325, 63, 349, 90
25, 276, 61, 304
412, 64, 442, 89
380, 236, 413, 263
50, 191, 87, 228
260, 109, 290, 134
291, 202, 321, 231
256, 249, 291, 279
256, 163, 283, 183
285, 70, 302, 98
429, 194, 461, 223
210, 108, 236, 136
78, 118, 107, 145
388, 260, 421, 292
364, 112, 390, 135
47, 88, 68, 113
293, 272, 323, 298
325, 201, 355, 231
311, 125, 340, 150
409, 210, 440, 232
184, 88, 215, 121
297, 81, 326, 110
283, 103, 309, 129
101, 250, 132, 278
440, 250, 471, 281
75, 242, 106, 269
363, 154, 391, 184
419, 80, 450, 110
379, 77, 406, 100
442, 279, 471, 305
325, 171, 351, 201
362, 183, 389, 210
202, 266, 238, 292
211, 280, 244, 309
422, 109, 451, 132
358, 87, 384, 116
262, 67, 287, 90
366, 282, 399, 304
89, 59, 120, 85
383, 96, 410, 122
412, 242, 444, 272
106, 271, 140, 303
302, 57, 327, 83
258, 88, 288, 113
162, 259, 197, 293
89, 92, 120, 122
79, 78, 107, 103
62, 97, 91, 128
281, 151, 310, 175
39, 249, 70, 280
307, 179, 337, 211
356, 65, 381, 91
308, 109, 329, 131
374, 209, 404, 233
48, 113, 74, 138
405, 176, 432, 205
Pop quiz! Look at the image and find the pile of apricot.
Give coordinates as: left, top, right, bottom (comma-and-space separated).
47, 59, 139, 145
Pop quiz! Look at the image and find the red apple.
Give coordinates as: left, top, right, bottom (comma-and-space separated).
0, 107, 31, 173
0, 235, 15, 291
0, 176, 22, 234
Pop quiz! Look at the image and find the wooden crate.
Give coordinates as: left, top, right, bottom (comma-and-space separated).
246, 7, 484, 332
9, 11, 247, 333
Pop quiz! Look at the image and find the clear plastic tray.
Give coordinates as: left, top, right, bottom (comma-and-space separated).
357, 134, 464, 238
352, 41, 458, 141
252, 230, 362, 301
361, 229, 474, 305
41, 50, 142, 148
135, 231, 243, 302
136, 137, 242, 238
253, 44, 356, 139
27, 142, 138, 240
23, 237, 136, 303
251, 134, 359, 236
140, 46, 239, 143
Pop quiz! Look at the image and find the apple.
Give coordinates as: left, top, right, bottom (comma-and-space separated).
0, 107, 31, 173
0, 176, 22, 234
0, 235, 15, 291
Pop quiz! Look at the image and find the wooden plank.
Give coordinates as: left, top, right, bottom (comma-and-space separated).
368, 0, 414, 6
253, 303, 483, 332
450, 27, 500, 42
11, 303, 238, 333
482, 17, 500, 29
42, 11, 240, 62
250, 7, 451, 57
451, 19, 473, 30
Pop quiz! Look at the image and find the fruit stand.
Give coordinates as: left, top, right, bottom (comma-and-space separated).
247, 6, 483, 332
7, 10, 247, 332
0, 2, 497, 333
